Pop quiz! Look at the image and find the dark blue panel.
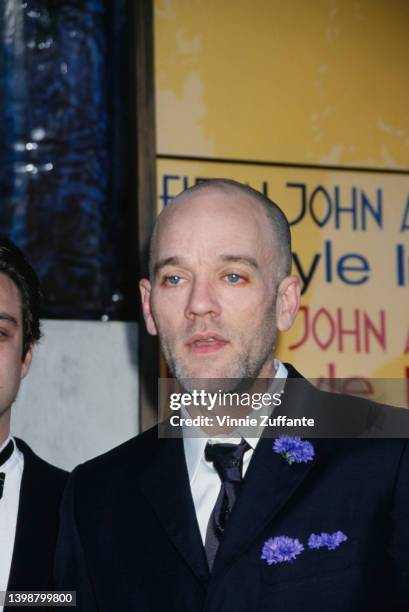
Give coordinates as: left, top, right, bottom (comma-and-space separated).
0, 0, 132, 319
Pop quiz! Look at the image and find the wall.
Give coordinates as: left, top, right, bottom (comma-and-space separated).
11, 320, 139, 471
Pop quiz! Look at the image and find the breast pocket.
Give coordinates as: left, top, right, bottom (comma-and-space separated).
260, 536, 360, 587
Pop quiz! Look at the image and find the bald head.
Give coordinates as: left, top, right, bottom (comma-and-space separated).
140, 178, 301, 383
149, 179, 292, 284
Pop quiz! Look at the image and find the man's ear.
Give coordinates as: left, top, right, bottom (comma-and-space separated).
139, 278, 158, 336
21, 344, 33, 380
275, 275, 301, 332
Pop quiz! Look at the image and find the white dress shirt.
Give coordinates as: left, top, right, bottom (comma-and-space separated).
183, 360, 288, 543
0, 436, 24, 605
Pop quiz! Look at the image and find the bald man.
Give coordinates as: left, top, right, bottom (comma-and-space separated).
56, 180, 409, 611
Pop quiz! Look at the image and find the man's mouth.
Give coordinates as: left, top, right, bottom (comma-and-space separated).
186, 333, 229, 355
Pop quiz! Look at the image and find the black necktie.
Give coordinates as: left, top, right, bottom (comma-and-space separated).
0, 440, 14, 500
204, 439, 250, 569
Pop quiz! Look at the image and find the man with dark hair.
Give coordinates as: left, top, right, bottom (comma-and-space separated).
0, 237, 67, 608
56, 180, 409, 611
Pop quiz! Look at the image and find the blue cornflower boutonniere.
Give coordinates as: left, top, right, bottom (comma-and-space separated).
308, 531, 348, 550
261, 536, 304, 565
273, 436, 315, 465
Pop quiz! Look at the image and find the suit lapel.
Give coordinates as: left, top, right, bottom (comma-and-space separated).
212, 435, 322, 578
211, 367, 327, 579
7, 442, 41, 590
137, 435, 209, 586
7, 440, 66, 591
137, 369, 331, 584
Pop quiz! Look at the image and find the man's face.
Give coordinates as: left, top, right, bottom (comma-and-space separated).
0, 273, 32, 423
140, 190, 299, 388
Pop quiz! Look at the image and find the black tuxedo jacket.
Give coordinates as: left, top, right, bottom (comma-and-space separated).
55, 369, 409, 611
5, 439, 67, 606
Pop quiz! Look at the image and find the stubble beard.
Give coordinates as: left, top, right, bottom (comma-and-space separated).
158, 306, 278, 394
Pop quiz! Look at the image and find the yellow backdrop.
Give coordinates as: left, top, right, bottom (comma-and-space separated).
154, 0, 409, 403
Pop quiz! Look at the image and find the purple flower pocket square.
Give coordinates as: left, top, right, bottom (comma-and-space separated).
261, 536, 304, 565
308, 531, 348, 550
261, 531, 348, 565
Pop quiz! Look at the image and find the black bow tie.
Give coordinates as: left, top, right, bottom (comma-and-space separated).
0, 440, 14, 500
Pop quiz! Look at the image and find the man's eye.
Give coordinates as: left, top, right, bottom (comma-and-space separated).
225, 273, 242, 284
165, 275, 182, 286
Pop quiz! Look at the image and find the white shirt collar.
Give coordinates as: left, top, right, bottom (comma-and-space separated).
183, 360, 288, 484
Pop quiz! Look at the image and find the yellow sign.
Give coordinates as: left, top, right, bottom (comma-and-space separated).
154, 0, 409, 400
157, 159, 409, 380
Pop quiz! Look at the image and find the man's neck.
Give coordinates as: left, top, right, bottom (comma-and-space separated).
0, 410, 11, 448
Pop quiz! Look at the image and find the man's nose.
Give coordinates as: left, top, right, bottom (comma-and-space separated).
184, 277, 221, 319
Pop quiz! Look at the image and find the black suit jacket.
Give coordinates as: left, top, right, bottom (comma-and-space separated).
5, 439, 67, 606
55, 370, 409, 611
